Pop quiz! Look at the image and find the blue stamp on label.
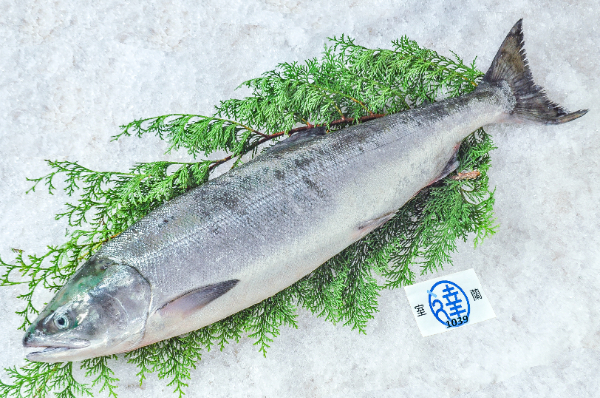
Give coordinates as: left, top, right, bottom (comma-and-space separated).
428, 280, 470, 328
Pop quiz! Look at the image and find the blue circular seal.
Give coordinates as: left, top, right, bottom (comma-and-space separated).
427, 280, 470, 328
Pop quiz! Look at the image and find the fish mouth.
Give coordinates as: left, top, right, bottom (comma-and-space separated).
25, 344, 89, 362
26, 346, 72, 359
24, 338, 91, 362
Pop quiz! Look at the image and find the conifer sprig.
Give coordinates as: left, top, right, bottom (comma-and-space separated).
115, 35, 483, 158
0, 35, 493, 398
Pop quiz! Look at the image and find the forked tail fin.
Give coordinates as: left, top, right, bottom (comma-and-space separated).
483, 19, 587, 124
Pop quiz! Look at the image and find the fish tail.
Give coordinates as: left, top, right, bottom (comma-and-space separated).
482, 19, 587, 124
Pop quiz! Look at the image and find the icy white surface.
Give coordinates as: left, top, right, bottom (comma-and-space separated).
0, 1, 598, 397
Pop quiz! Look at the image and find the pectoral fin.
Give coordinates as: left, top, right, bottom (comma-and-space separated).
157, 279, 239, 318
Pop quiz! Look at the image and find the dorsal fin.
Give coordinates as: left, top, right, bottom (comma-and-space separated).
263, 126, 326, 155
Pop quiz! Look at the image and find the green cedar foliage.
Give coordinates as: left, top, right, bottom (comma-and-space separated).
0, 35, 495, 398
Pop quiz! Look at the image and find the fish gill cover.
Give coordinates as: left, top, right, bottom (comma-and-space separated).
0, 35, 495, 398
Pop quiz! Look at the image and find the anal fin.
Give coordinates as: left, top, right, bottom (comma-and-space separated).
157, 279, 239, 318
428, 144, 461, 187
438, 147, 460, 181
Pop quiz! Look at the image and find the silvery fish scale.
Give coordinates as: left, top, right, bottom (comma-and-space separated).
100, 86, 505, 347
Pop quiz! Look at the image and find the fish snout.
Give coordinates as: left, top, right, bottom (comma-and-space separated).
22, 328, 46, 348
22, 331, 36, 348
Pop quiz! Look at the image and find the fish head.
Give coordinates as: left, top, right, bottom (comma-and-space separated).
23, 255, 151, 362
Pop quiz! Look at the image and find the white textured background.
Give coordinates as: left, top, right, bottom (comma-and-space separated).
1, 1, 598, 397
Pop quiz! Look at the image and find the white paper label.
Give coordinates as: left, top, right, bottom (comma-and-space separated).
404, 269, 495, 336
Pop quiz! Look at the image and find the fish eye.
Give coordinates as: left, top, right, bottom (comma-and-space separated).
53, 314, 70, 330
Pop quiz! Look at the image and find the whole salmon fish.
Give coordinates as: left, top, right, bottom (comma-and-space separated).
23, 20, 586, 362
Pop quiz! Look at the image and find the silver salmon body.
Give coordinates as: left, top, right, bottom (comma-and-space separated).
23, 20, 586, 362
